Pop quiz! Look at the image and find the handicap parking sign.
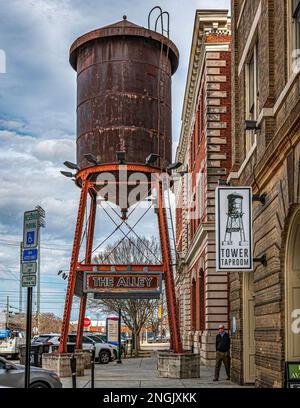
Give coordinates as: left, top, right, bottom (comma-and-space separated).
26, 231, 35, 246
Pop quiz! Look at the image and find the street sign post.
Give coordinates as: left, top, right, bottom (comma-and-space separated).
22, 207, 45, 388
24, 286, 32, 388
216, 187, 253, 272
117, 308, 122, 364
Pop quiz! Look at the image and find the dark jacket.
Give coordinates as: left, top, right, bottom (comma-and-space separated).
216, 332, 230, 352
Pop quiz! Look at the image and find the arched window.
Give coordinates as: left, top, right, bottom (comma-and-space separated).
191, 278, 197, 331
199, 268, 205, 331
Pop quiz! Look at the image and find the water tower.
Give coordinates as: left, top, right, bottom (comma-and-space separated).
58, 15, 183, 353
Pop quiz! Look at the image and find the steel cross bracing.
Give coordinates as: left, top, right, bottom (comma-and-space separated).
58, 164, 183, 354
101, 200, 162, 264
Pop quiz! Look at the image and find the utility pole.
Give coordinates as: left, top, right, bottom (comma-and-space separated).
6, 296, 9, 329
36, 205, 45, 334
37, 226, 41, 333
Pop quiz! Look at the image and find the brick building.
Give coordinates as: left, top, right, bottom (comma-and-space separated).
228, 0, 300, 387
174, 10, 232, 366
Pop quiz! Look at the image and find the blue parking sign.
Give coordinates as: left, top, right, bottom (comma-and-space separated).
26, 231, 35, 246
23, 248, 38, 262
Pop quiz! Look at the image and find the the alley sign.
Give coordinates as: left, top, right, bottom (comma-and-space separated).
216, 187, 253, 272
84, 271, 162, 299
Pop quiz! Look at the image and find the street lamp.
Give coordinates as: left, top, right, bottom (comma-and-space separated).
60, 171, 75, 178
167, 161, 182, 171
116, 151, 126, 164
145, 153, 160, 165
84, 153, 100, 166
63, 161, 80, 171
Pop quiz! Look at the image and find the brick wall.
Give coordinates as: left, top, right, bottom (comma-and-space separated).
230, 0, 300, 388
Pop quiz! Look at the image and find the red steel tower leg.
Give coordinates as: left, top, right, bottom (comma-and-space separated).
157, 182, 183, 353
58, 181, 89, 353
76, 193, 97, 349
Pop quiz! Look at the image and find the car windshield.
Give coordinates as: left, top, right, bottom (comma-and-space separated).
89, 335, 104, 342
33, 335, 52, 342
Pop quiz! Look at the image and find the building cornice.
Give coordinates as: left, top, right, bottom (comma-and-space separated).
176, 9, 231, 165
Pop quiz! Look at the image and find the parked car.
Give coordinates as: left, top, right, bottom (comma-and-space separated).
85, 333, 120, 360
0, 330, 25, 359
0, 356, 62, 388
68, 334, 114, 364
155, 335, 168, 343
32, 333, 114, 364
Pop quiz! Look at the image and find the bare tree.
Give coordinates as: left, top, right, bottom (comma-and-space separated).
88, 236, 162, 353
9, 312, 77, 334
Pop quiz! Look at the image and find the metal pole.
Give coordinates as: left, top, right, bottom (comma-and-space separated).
19, 242, 23, 313
132, 320, 135, 355
117, 308, 122, 364
25, 287, 32, 388
70, 353, 77, 389
37, 226, 41, 334
91, 345, 95, 388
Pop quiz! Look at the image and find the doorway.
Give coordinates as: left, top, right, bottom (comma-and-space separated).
243, 272, 256, 383
285, 209, 300, 361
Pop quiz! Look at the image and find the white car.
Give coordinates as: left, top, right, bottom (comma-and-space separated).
68, 334, 114, 364
33, 333, 114, 364
85, 334, 120, 360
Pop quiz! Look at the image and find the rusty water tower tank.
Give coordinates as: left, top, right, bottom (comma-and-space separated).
69, 17, 179, 170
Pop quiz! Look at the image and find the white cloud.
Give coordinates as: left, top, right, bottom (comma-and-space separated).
0, 0, 230, 316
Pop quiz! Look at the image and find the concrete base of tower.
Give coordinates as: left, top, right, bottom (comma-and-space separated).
42, 352, 85, 377
157, 351, 200, 378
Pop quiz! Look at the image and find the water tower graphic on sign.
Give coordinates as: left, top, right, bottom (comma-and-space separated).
222, 194, 247, 246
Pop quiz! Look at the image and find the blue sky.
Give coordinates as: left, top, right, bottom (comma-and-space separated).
0, 0, 230, 321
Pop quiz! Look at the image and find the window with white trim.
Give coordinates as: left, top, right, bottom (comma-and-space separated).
289, 0, 300, 75
293, 0, 300, 49
197, 170, 205, 220
245, 44, 259, 154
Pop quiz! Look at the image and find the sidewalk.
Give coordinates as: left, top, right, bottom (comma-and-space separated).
61, 352, 249, 388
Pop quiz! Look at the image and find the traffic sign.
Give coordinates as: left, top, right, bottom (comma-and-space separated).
22, 262, 37, 275
23, 210, 39, 249
22, 275, 36, 288
23, 249, 38, 262
83, 317, 91, 329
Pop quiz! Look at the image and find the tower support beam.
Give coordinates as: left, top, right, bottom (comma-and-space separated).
58, 181, 89, 354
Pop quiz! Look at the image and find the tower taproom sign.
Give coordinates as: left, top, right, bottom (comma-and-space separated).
84, 271, 163, 299
216, 187, 253, 272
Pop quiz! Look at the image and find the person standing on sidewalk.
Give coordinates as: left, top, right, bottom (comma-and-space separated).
213, 324, 230, 381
